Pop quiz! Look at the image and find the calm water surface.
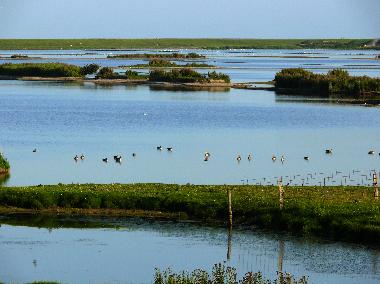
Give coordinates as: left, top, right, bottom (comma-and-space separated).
0, 80, 380, 186
0, 217, 379, 284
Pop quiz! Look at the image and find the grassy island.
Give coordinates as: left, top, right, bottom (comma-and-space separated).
275, 68, 380, 99
0, 183, 379, 245
0, 38, 377, 50
108, 52, 205, 59
0, 63, 99, 78
0, 153, 10, 174
149, 69, 230, 83
128, 59, 214, 69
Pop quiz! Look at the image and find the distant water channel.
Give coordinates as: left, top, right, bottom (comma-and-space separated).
0, 216, 379, 284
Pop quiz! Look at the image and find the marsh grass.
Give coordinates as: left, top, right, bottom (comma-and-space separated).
0, 184, 379, 244
154, 263, 308, 284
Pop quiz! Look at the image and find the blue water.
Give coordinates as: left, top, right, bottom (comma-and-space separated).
1, 218, 379, 284
0, 79, 380, 186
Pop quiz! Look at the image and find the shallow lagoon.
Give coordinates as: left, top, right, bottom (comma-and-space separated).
0, 79, 380, 186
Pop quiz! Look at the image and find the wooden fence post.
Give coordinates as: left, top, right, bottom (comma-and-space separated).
374, 173, 379, 199
227, 188, 233, 228
278, 177, 285, 210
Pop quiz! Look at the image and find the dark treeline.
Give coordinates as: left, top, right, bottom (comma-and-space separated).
275, 68, 380, 98
108, 52, 205, 59
149, 69, 230, 83
0, 63, 100, 77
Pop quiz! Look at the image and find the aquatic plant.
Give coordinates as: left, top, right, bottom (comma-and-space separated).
130, 59, 213, 69
95, 67, 117, 79
0, 153, 10, 173
274, 68, 380, 98
125, 70, 148, 79
154, 263, 308, 284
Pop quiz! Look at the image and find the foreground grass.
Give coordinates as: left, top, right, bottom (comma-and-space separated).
0, 38, 376, 50
0, 184, 379, 244
155, 263, 307, 284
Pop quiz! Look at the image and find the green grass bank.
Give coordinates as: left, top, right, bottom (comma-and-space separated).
0, 38, 377, 50
0, 184, 379, 244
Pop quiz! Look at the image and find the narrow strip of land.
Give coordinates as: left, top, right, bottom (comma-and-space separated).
0, 183, 379, 245
0, 38, 377, 50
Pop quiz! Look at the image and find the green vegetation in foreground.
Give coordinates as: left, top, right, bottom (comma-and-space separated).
0, 153, 10, 173
1, 184, 380, 244
155, 263, 307, 284
108, 52, 205, 59
129, 59, 214, 68
149, 69, 230, 83
0, 63, 100, 77
275, 68, 380, 98
0, 38, 377, 50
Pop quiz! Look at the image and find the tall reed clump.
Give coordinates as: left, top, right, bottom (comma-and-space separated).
0, 152, 10, 173
154, 263, 308, 284
274, 68, 380, 98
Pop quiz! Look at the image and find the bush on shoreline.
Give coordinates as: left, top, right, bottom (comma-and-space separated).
0, 153, 10, 173
274, 68, 380, 98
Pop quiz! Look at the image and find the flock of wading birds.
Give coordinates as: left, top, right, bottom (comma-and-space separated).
30, 147, 380, 164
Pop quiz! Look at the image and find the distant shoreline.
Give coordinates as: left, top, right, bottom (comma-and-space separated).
0, 38, 378, 50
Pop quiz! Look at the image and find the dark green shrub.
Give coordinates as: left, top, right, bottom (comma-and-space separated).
80, 64, 99, 75
95, 67, 116, 79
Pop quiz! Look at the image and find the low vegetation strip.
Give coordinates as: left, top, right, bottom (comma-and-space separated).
0, 184, 379, 244
0, 63, 99, 78
129, 59, 214, 68
275, 68, 380, 98
108, 52, 205, 59
0, 38, 376, 50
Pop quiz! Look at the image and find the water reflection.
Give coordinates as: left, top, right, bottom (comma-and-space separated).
0, 215, 380, 284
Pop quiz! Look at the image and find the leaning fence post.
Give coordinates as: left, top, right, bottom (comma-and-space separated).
227, 187, 233, 228
278, 177, 285, 210
374, 173, 379, 199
